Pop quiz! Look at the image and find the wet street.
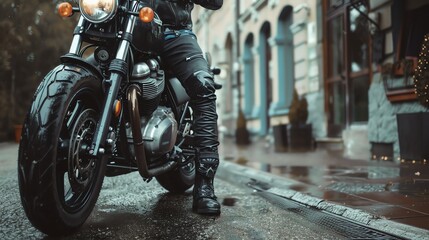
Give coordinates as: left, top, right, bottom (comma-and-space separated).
219, 137, 429, 239
0, 142, 346, 240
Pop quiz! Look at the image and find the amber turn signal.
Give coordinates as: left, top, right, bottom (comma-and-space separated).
57, 2, 74, 17
113, 100, 122, 118
139, 7, 154, 23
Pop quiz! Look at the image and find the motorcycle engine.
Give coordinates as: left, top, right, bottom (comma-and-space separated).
131, 59, 165, 115
126, 106, 178, 161
142, 106, 178, 159
127, 59, 178, 161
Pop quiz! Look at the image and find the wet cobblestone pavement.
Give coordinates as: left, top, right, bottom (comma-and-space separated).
219, 136, 429, 233
0, 142, 346, 239
2, 135, 429, 239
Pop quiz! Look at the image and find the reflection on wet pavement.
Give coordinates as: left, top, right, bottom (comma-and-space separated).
220, 137, 429, 231
268, 162, 429, 229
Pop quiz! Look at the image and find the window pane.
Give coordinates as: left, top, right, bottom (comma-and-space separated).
349, 5, 369, 73
328, 81, 346, 126
329, 0, 343, 8
328, 16, 344, 77
350, 75, 369, 122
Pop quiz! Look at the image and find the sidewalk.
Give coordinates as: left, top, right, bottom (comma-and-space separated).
218, 136, 429, 239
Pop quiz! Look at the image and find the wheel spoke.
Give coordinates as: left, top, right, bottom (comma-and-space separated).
66, 100, 83, 131
64, 174, 73, 201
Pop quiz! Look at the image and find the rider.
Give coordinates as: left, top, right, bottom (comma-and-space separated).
154, 0, 223, 215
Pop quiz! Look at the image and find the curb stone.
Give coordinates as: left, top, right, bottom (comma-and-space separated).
217, 160, 429, 240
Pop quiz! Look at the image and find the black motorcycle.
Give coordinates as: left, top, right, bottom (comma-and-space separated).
17, 0, 214, 236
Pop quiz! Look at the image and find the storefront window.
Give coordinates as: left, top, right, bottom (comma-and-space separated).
329, 0, 344, 8
328, 15, 344, 77
349, 75, 369, 122
349, 4, 369, 73
324, 0, 371, 136
329, 81, 346, 126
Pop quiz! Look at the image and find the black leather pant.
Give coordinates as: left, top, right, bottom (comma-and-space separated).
161, 31, 219, 160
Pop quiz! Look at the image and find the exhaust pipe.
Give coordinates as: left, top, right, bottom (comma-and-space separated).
127, 84, 177, 178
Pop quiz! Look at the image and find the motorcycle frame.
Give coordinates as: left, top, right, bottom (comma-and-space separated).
61, 1, 189, 178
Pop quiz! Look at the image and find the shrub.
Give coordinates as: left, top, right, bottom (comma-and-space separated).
289, 88, 308, 125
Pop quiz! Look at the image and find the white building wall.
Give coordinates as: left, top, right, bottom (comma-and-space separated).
193, 0, 325, 140
192, 0, 429, 161
193, 0, 237, 134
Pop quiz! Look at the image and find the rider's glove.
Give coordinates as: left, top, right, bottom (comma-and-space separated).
191, 0, 223, 9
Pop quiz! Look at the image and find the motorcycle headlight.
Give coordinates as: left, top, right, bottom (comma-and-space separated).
79, 0, 118, 23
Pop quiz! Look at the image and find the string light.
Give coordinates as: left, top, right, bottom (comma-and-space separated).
414, 33, 429, 107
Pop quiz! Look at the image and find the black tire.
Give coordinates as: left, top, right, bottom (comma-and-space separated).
18, 64, 106, 236
155, 152, 195, 193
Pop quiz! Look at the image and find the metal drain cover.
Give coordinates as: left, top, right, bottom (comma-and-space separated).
250, 183, 405, 240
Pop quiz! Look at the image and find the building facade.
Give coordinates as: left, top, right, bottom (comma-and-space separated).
192, 0, 429, 162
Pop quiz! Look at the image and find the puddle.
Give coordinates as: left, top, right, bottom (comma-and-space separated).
327, 182, 391, 194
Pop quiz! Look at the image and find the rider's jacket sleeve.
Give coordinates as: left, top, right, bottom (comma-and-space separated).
193, 0, 223, 10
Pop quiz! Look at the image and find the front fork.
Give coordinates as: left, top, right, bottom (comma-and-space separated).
69, 11, 138, 157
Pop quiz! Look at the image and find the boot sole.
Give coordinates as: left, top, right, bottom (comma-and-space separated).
192, 206, 221, 215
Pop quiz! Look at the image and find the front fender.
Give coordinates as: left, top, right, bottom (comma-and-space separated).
60, 53, 103, 80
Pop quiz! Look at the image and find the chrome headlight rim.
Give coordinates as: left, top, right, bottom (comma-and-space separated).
79, 0, 118, 24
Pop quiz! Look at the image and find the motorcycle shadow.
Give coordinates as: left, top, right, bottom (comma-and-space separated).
41, 190, 217, 239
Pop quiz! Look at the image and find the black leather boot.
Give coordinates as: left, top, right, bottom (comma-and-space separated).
193, 157, 221, 215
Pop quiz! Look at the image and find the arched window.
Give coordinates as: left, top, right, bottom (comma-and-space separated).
269, 6, 294, 116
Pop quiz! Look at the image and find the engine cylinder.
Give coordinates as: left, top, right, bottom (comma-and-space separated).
131, 61, 165, 115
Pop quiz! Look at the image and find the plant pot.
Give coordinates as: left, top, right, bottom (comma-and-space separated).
396, 112, 429, 160
287, 123, 313, 151
370, 142, 394, 161
14, 124, 23, 143
235, 127, 250, 146
273, 124, 288, 152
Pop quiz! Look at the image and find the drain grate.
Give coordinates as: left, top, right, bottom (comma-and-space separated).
256, 191, 406, 240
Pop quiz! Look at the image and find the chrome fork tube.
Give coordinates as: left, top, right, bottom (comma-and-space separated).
90, 1, 140, 156
116, 8, 137, 60
69, 16, 85, 54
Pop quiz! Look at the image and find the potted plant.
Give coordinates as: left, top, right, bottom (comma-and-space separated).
287, 89, 313, 151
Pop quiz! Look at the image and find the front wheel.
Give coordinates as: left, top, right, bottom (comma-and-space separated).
18, 64, 105, 236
